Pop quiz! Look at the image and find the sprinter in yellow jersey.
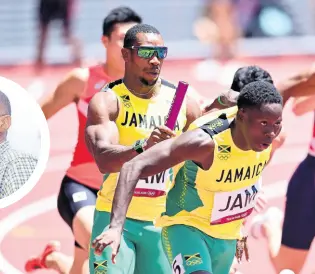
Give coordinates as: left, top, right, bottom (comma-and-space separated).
92, 81, 283, 274
85, 24, 201, 274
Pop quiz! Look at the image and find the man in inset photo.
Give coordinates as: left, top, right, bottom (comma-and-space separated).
0, 90, 38, 199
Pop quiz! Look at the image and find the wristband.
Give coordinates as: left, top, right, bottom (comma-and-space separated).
133, 139, 147, 154
218, 95, 228, 107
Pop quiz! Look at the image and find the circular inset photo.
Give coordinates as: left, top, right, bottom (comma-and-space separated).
0, 76, 50, 208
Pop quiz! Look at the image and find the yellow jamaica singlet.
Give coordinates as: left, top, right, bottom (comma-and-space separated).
95, 79, 187, 221
155, 111, 272, 239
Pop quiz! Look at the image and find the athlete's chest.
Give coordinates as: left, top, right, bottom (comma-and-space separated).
212, 155, 268, 185
116, 92, 186, 133
118, 100, 178, 130
197, 152, 268, 225
197, 146, 269, 193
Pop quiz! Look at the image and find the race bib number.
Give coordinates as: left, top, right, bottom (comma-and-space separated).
116, 169, 171, 198
172, 254, 186, 274
210, 179, 262, 225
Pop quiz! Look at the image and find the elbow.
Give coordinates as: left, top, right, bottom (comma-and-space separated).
97, 163, 110, 174
97, 164, 117, 175
86, 143, 112, 174
94, 149, 116, 174
95, 158, 116, 174
85, 134, 115, 174
122, 160, 144, 178
93, 145, 125, 174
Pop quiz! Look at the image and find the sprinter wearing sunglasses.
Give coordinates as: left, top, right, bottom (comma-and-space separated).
86, 23, 201, 274
25, 7, 143, 274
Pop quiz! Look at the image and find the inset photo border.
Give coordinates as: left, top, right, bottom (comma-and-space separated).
0, 76, 50, 208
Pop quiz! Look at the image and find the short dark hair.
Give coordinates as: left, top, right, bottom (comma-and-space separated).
0, 90, 11, 115
237, 81, 283, 109
123, 23, 161, 48
102, 6, 142, 37
231, 66, 273, 92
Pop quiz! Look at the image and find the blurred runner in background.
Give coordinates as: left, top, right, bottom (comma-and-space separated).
25, 6, 142, 274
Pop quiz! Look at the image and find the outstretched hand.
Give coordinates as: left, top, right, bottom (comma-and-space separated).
91, 228, 122, 264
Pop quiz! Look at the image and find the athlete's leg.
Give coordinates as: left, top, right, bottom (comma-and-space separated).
25, 176, 97, 274
72, 205, 95, 250
161, 225, 213, 274
270, 155, 315, 273
25, 241, 72, 273
36, 0, 53, 72
57, 177, 99, 274
270, 183, 315, 273
253, 155, 315, 273
134, 222, 171, 274
205, 236, 236, 274
61, 1, 82, 65
229, 258, 243, 274
68, 245, 89, 274
36, 23, 48, 73
43, 206, 94, 274
89, 210, 136, 274
67, 204, 95, 274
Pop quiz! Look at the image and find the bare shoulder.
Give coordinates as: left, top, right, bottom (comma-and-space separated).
194, 127, 215, 147
180, 127, 214, 150
88, 87, 119, 121
176, 128, 214, 167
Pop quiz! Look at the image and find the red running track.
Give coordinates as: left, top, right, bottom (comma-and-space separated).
0, 56, 315, 274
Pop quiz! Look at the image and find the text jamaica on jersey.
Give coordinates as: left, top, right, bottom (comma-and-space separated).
121, 110, 180, 131
216, 161, 268, 183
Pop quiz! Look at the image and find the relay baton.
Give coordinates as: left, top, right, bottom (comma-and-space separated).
165, 81, 189, 130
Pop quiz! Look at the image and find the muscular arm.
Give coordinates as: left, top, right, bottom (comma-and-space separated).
109, 129, 213, 230
40, 68, 88, 119
85, 91, 139, 174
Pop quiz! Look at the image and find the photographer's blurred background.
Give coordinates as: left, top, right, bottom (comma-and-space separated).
1, 0, 315, 68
